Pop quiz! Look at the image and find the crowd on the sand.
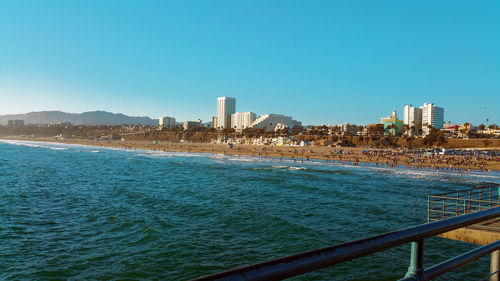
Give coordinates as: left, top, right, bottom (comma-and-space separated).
143, 141, 498, 174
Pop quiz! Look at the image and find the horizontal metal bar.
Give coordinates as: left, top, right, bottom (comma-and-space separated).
191, 207, 500, 281
429, 207, 492, 215
429, 210, 465, 215
431, 186, 493, 197
428, 198, 499, 204
402, 240, 500, 281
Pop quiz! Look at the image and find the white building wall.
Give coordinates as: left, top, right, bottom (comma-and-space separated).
217, 97, 236, 129
403, 105, 422, 128
420, 103, 444, 134
231, 112, 256, 131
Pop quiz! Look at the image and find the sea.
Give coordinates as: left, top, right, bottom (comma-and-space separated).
1, 139, 499, 280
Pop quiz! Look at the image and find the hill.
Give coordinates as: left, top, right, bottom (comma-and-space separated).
0, 110, 158, 126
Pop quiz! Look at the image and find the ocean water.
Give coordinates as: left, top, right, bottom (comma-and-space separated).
1, 140, 499, 280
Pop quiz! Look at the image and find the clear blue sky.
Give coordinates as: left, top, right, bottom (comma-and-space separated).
1, 0, 499, 126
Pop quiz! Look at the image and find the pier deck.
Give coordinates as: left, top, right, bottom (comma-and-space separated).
429, 185, 500, 245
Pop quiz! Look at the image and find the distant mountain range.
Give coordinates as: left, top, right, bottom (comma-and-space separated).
0, 111, 158, 126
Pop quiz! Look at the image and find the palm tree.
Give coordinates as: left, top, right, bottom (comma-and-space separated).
402, 124, 410, 136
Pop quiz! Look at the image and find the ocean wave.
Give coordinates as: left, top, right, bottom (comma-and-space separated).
2, 139, 498, 184
289, 167, 307, 170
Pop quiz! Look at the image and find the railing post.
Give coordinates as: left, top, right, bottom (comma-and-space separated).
491, 250, 500, 281
416, 239, 424, 276
403, 240, 424, 279
490, 187, 493, 208
442, 199, 446, 219
427, 196, 430, 223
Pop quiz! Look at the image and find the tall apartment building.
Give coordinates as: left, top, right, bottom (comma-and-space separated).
403, 105, 422, 129
421, 103, 444, 130
159, 116, 176, 128
216, 97, 236, 129
231, 112, 256, 131
402, 103, 444, 135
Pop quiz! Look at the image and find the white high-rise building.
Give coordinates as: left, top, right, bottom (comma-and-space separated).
420, 103, 444, 134
159, 116, 176, 128
231, 112, 256, 131
217, 97, 236, 129
403, 105, 422, 129
420, 103, 444, 129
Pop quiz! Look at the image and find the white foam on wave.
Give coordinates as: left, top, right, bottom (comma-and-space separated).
50, 147, 68, 150
365, 165, 500, 184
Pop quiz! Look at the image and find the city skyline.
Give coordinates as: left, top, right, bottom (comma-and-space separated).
1, 1, 499, 125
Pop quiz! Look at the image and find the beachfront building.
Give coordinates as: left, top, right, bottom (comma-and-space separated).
341, 123, 358, 135
217, 97, 236, 129
250, 114, 301, 132
159, 116, 176, 128
231, 112, 257, 132
381, 110, 404, 136
7, 120, 25, 128
421, 103, 444, 134
403, 105, 422, 133
183, 119, 202, 130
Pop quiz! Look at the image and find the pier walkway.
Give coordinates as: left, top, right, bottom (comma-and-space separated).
429, 185, 500, 245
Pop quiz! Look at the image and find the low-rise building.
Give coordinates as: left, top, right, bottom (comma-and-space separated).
183, 119, 202, 130
381, 110, 403, 135
159, 116, 176, 128
250, 114, 301, 132
7, 120, 25, 128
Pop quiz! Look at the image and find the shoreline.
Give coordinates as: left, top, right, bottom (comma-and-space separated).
2, 137, 500, 173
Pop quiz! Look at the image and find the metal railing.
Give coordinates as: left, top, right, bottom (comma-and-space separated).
428, 185, 500, 223
192, 207, 500, 281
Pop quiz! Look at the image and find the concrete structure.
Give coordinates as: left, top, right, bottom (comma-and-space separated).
217, 97, 236, 129
381, 110, 404, 135
7, 120, 24, 128
183, 119, 202, 130
421, 103, 444, 134
250, 114, 301, 132
403, 105, 422, 131
159, 116, 176, 128
231, 112, 256, 132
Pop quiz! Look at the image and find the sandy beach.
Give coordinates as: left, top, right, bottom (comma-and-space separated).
4, 137, 500, 173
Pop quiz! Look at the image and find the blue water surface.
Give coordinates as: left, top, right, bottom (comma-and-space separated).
1, 140, 499, 280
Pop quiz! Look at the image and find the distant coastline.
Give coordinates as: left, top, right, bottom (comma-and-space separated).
2, 137, 499, 173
